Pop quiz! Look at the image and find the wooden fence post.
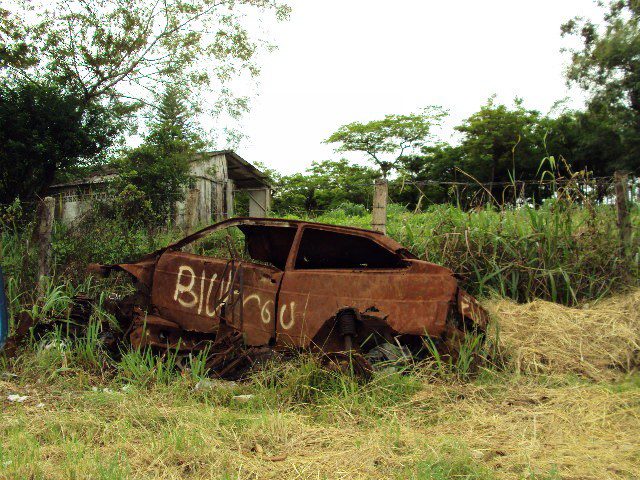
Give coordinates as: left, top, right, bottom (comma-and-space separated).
225, 179, 235, 219
36, 196, 55, 295
372, 179, 388, 234
614, 171, 632, 258
185, 187, 199, 233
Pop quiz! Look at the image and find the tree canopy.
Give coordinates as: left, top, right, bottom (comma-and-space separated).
271, 159, 378, 215
562, 0, 640, 173
0, 0, 290, 204
454, 98, 547, 196
0, 81, 119, 203
0, 0, 290, 118
325, 107, 447, 178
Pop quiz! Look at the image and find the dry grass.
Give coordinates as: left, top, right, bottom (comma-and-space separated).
410, 379, 640, 479
486, 288, 640, 380
1, 290, 640, 479
1, 373, 638, 479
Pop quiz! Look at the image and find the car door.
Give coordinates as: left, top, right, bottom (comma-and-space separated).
233, 260, 282, 346
275, 226, 449, 349
151, 250, 244, 333
150, 223, 294, 346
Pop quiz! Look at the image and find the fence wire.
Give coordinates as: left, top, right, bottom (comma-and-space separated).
0, 175, 638, 223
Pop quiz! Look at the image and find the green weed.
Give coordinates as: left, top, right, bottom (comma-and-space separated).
117, 345, 181, 386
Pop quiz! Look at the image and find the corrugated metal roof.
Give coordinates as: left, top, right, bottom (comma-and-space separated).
50, 151, 270, 190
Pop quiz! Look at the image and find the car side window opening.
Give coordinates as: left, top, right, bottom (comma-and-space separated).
239, 225, 297, 270
294, 228, 404, 270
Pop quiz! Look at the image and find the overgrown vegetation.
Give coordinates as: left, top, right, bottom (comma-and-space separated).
1, 294, 639, 478
0, 81, 120, 203
2, 187, 637, 311
0, 0, 291, 204
110, 83, 205, 224
2, 1, 640, 478
1, 195, 639, 478
306, 199, 639, 305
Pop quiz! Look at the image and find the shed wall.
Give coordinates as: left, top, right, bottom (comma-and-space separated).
53, 152, 267, 227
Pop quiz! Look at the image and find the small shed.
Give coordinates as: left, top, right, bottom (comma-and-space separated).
49, 150, 271, 227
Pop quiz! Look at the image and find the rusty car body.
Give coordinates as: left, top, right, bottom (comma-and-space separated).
92, 218, 489, 375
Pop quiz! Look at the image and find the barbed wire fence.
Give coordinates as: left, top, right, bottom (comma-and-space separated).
1, 173, 637, 217
259, 174, 638, 218
0, 171, 637, 281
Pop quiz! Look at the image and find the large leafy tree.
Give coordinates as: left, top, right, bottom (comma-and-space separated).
0, 81, 118, 203
0, 7, 35, 69
393, 144, 462, 207
0, 0, 289, 202
325, 107, 447, 178
0, 0, 290, 113
454, 98, 548, 202
562, 0, 640, 173
271, 159, 378, 215
544, 107, 628, 176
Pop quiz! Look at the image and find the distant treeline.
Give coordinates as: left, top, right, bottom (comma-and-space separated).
269, 0, 640, 214
267, 96, 638, 214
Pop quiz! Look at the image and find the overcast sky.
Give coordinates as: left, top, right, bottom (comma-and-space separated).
234, 0, 603, 174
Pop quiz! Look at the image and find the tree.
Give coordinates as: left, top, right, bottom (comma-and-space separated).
152, 84, 197, 136
0, 0, 290, 124
562, 0, 640, 173
271, 159, 378, 214
393, 144, 462, 208
0, 1, 289, 202
544, 107, 628, 177
113, 84, 203, 222
325, 107, 447, 177
454, 97, 547, 202
0, 7, 36, 69
0, 80, 118, 203
148, 82, 205, 148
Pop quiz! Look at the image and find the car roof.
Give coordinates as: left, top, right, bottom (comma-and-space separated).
164, 217, 409, 256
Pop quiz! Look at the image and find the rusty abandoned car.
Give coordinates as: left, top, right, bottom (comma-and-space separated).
86, 218, 489, 377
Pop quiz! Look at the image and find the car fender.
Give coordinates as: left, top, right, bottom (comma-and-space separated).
457, 288, 489, 329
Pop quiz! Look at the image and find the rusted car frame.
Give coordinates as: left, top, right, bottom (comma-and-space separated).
92, 218, 488, 375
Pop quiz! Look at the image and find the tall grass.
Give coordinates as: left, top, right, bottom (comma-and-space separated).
423, 332, 488, 380
310, 200, 639, 305
2, 196, 637, 335
0, 195, 637, 480
250, 354, 424, 418
118, 346, 182, 385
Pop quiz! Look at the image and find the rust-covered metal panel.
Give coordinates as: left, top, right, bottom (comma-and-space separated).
276, 260, 458, 348
151, 252, 234, 333
88, 257, 157, 288
149, 251, 279, 346
88, 217, 490, 376
457, 288, 489, 329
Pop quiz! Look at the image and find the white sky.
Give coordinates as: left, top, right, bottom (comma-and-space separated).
234, 0, 604, 174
